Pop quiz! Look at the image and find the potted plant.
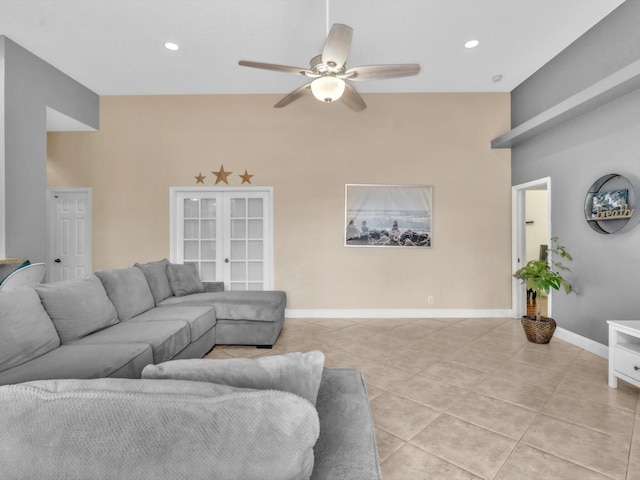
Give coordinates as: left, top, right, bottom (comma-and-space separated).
513, 236, 575, 344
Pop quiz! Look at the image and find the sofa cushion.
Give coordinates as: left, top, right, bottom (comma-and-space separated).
311, 368, 383, 480
143, 350, 325, 405
0, 378, 319, 480
132, 305, 216, 342
95, 267, 155, 321
0, 289, 60, 373
159, 290, 286, 323
35, 275, 119, 343
0, 343, 153, 386
134, 259, 173, 305
166, 263, 204, 297
73, 320, 190, 364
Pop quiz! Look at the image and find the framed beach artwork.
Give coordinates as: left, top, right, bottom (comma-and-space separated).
345, 184, 432, 248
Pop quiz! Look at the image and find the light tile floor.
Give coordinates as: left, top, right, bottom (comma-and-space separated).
204, 317, 640, 480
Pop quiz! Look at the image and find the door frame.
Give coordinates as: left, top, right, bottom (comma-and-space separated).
169, 186, 274, 290
46, 187, 92, 282
512, 177, 551, 318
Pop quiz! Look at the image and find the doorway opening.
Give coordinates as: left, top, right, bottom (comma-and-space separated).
512, 178, 551, 318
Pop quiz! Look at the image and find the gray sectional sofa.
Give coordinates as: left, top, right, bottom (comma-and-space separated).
0, 352, 383, 480
0, 259, 286, 386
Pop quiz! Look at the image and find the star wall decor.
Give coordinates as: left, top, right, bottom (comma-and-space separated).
239, 170, 254, 184
212, 165, 232, 185
194, 172, 206, 184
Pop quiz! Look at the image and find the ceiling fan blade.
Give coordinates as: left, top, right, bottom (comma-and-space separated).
239, 60, 313, 76
341, 83, 366, 112
321, 24, 353, 69
344, 64, 421, 81
273, 83, 312, 108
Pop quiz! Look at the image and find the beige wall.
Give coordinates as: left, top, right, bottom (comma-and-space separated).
525, 190, 549, 263
47, 93, 511, 310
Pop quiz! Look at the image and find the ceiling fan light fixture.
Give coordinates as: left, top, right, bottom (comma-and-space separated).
311, 76, 345, 103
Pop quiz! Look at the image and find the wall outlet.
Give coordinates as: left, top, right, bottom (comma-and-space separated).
427, 296, 434, 304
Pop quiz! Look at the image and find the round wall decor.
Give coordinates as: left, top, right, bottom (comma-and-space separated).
584, 173, 637, 234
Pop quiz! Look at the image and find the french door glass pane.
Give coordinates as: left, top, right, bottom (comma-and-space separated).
248, 198, 263, 217
231, 240, 246, 260
248, 262, 263, 281
200, 262, 216, 282
247, 240, 263, 260
183, 199, 199, 217
201, 199, 216, 218
201, 241, 216, 260
248, 219, 262, 238
184, 220, 199, 238
231, 262, 246, 281
248, 283, 263, 291
201, 220, 215, 239
231, 219, 246, 238
184, 241, 199, 260
230, 198, 246, 218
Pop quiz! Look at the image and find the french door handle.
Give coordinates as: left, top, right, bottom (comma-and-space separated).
54, 258, 61, 263
224, 258, 230, 263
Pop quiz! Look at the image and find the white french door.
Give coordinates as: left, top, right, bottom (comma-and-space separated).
170, 187, 273, 291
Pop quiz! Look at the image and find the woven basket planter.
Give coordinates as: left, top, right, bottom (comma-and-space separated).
521, 315, 556, 344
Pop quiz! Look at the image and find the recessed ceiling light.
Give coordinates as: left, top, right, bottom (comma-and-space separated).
164, 42, 179, 51
464, 40, 479, 49
492, 74, 503, 83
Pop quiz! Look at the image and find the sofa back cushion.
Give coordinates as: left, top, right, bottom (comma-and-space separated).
35, 275, 119, 343
0, 289, 60, 372
95, 267, 155, 321
134, 259, 173, 305
166, 263, 205, 297
0, 378, 319, 480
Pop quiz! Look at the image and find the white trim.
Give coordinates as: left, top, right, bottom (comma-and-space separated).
285, 308, 515, 319
554, 326, 608, 359
511, 177, 551, 318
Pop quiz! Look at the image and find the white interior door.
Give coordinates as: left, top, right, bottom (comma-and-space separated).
171, 187, 273, 291
47, 188, 92, 282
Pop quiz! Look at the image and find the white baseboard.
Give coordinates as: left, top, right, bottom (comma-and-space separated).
554, 326, 608, 359
285, 308, 515, 319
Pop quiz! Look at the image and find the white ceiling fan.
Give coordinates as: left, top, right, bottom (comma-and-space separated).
238, 23, 420, 111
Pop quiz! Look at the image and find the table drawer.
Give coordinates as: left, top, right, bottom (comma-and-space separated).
614, 345, 640, 383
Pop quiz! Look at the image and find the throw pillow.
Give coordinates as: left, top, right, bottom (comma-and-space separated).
94, 267, 155, 321
166, 263, 204, 297
134, 259, 173, 304
0, 259, 30, 285
35, 275, 119, 343
142, 350, 325, 405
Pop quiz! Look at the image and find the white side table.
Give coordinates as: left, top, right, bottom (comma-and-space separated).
608, 320, 640, 389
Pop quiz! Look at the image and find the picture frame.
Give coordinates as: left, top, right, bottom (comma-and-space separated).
345, 184, 432, 248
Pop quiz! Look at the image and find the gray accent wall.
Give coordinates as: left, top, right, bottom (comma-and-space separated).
0, 36, 98, 262
511, 0, 640, 345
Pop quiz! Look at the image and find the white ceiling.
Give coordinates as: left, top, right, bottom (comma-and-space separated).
0, 0, 625, 96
